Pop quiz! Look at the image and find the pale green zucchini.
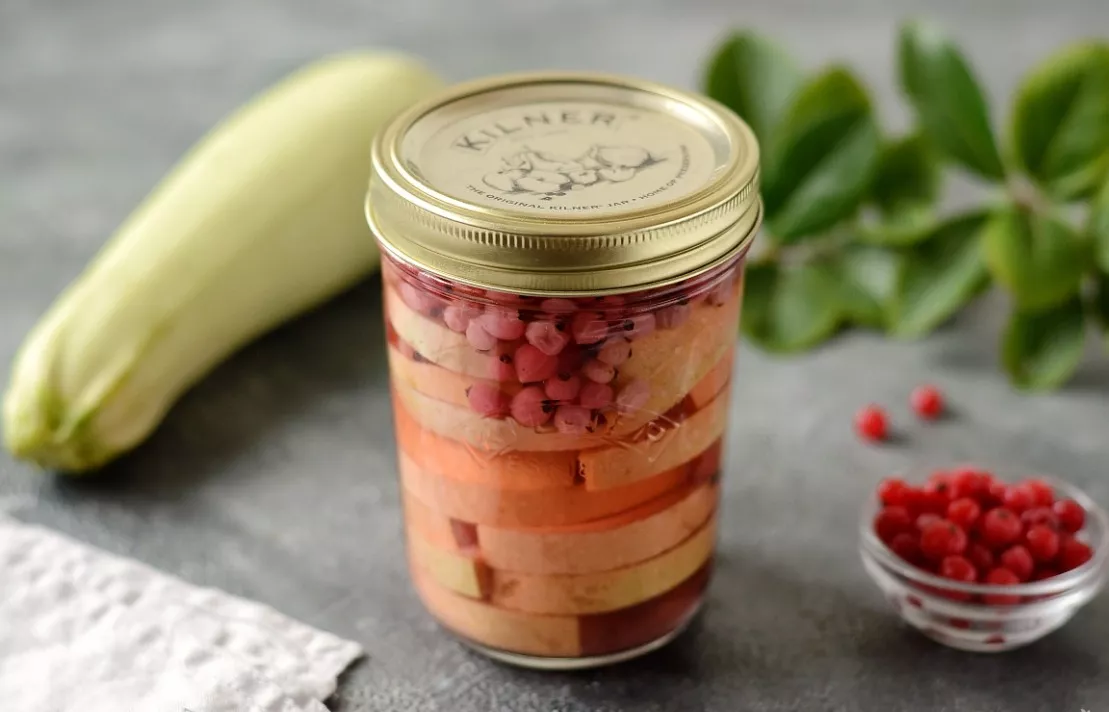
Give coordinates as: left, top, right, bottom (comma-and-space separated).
3, 52, 443, 472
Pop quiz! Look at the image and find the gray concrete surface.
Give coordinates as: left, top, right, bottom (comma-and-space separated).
3, 1, 1109, 710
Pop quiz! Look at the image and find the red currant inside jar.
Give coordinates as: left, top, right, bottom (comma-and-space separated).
366, 72, 761, 669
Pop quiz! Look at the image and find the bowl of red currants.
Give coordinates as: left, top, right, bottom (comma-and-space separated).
860, 467, 1109, 652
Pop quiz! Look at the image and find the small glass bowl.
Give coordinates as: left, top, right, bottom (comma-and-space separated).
860, 476, 1109, 652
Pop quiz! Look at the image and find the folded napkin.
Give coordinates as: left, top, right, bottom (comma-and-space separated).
0, 516, 362, 712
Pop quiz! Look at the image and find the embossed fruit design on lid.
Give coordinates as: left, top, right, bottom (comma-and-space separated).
367, 71, 761, 296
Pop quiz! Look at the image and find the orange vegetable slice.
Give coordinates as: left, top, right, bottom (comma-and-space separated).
394, 383, 611, 452
409, 516, 716, 615
609, 281, 741, 435
687, 345, 735, 410
387, 343, 521, 410
577, 386, 729, 491
393, 396, 577, 490
411, 567, 580, 657
385, 287, 515, 381
578, 561, 712, 656
475, 482, 718, 575
410, 561, 712, 658
399, 450, 695, 528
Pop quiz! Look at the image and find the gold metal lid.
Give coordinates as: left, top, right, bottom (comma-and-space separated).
367, 71, 761, 296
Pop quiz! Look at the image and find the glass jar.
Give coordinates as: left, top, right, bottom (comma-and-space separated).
367, 72, 761, 669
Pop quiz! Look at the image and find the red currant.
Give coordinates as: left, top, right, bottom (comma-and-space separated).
981, 508, 1023, 549
1020, 506, 1059, 530
947, 497, 981, 529
855, 405, 888, 442
999, 545, 1034, 581
1031, 567, 1059, 581
1025, 524, 1060, 562
910, 385, 944, 420
967, 542, 995, 573
928, 470, 953, 486
918, 480, 954, 514
1053, 498, 1085, 534
1058, 536, 1094, 572
983, 568, 1021, 605
915, 512, 943, 532
950, 468, 988, 500
889, 532, 923, 565
899, 486, 926, 514
984, 479, 1008, 508
1002, 484, 1036, 513
874, 506, 913, 543
1024, 479, 1055, 508
920, 520, 968, 560
877, 478, 912, 508
939, 555, 977, 582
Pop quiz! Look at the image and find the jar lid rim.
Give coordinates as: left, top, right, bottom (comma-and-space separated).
367, 71, 761, 295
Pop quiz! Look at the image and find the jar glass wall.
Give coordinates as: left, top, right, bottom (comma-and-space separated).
382, 251, 745, 667
366, 71, 760, 668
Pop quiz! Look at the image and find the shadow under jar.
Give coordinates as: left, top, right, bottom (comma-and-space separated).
366, 72, 761, 669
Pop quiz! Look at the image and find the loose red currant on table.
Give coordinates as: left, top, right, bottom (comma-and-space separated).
946, 497, 981, 529
910, 385, 944, 419
999, 545, 1035, 581
874, 506, 914, 543
981, 508, 1023, 548
1025, 524, 1061, 562
983, 568, 1022, 605
855, 405, 889, 442
920, 520, 968, 560
1053, 498, 1086, 534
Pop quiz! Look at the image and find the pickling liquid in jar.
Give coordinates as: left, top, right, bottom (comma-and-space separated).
367, 72, 761, 669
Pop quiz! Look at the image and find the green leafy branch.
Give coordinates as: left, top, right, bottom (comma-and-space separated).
704, 22, 1109, 390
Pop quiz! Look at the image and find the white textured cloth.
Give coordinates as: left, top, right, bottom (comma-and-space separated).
0, 516, 362, 712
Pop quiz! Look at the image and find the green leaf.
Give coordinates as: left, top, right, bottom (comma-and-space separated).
1091, 274, 1109, 348
888, 212, 991, 338
860, 135, 942, 245
859, 205, 937, 246
1001, 298, 1086, 390
763, 67, 882, 242
833, 244, 903, 327
703, 31, 804, 152
1092, 177, 1109, 272
1009, 42, 1109, 201
1091, 271, 1109, 328
872, 134, 941, 210
742, 259, 843, 352
898, 21, 1005, 180
982, 204, 1090, 310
